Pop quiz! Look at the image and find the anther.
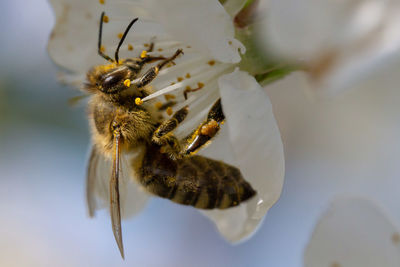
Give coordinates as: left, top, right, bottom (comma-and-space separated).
135, 97, 143, 105
123, 79, 131, 87
128, 44, 133, 51
99, 0, 105, 4
102, 15, 109, 23
166, 107, 173, 116
140, 50, 147, 58
164, 94, 175, 101
155, 102, 163, 109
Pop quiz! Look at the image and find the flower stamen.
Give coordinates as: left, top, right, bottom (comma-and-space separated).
142, 64, 232, 103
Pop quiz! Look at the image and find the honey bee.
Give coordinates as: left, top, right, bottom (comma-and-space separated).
85, 12, 256, 258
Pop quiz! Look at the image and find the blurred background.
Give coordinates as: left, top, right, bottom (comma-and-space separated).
1, 0, 400, 266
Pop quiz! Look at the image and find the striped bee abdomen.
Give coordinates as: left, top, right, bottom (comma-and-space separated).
137, 144, 256, 209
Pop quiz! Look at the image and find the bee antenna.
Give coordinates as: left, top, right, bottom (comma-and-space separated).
115, 17, 139, 64
98, 12, 114, 62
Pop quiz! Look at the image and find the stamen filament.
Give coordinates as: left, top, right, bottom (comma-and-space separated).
142, 64, 232, 102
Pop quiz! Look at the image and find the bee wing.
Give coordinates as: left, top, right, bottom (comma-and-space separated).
87, 141, 150, 259
86, 146, 150, 219
110, 132, 124, 258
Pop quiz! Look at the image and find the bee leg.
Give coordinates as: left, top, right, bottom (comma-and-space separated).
182, 99, 224, 155
132, 49, 183, 88
152, 106, 188, 158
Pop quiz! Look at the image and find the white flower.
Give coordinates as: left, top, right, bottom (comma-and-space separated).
259, 0, 400, 96
48, 0, 284, 247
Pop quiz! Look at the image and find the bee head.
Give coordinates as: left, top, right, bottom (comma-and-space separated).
85, 12, 140, 96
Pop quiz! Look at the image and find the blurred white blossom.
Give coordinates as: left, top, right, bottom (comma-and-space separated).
48, 0, 284, 244
260, 0, 400, 96
267, 60, 400, 266
305, 197, 400, 267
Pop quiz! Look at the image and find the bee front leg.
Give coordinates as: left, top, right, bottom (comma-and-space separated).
132, 49, 183, 89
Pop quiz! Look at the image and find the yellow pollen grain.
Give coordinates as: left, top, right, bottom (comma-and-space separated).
123, 79, 131, 87
200, 120, 219, 136
197, 82, 204, 88
166, 63, 174, 68
155, 102, 163, 109
135, 98, 143, 105
208, 60, 215, 66
157, 48, 163, 52
128, 44, 133, 51
144, 43, 149, 47
185, 73, 191, 79
166, 107, 173, 116
177, 77, 184, 82
99, 0, 105, 4
100, 45, 106, 53
164, 94, 176, 100
102, 15, 109, 23
228, 41, 232, 45
140, 50, 147, 58
118, 32, 123, 39
186, 45, 191, 48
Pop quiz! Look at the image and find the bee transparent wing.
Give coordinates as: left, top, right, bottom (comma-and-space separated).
110, 132, 124, 258
86, 146, 150, 219
86, 146, 108, 216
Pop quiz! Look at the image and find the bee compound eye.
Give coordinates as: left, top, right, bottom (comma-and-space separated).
100, 67, 129, 94
101, 74, 123, 92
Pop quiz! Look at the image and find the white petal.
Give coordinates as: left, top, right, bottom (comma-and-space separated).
144, 0, 245, 63
305, 197, 400, 267
199, 69, 285, 242
48, 0, 104, 72
48, 0, 169, 73
262, 0, 400, 95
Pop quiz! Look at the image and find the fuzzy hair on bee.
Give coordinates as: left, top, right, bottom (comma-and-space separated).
85, 12, 256, 259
